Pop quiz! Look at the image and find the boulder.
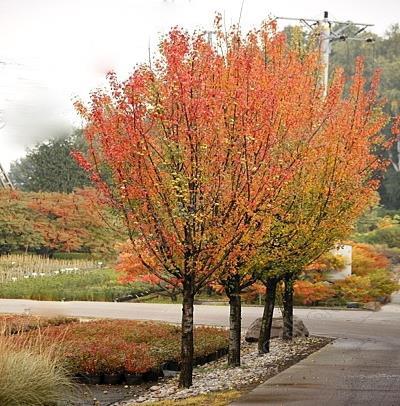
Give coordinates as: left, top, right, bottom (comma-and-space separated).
245, 316, 309, 342
362, 301, 382, 311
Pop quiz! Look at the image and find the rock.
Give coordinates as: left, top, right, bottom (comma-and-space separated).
346, 301, 361, 308
162, 369, 180, 377
245, 316, 309, 342
362, 301, 382, 311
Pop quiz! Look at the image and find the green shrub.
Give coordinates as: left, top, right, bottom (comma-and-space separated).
0, 336, 74, 406
52, 252, 95, 260
335, 269, 398, 302
353, 225, 400, 248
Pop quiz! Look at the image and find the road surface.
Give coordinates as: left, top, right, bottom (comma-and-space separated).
0, 298, 391, 334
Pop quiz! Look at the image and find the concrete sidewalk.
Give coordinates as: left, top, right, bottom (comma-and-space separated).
232, 314, 400, 406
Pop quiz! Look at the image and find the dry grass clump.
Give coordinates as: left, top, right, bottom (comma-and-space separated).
151, 390, 241, 405
0, 333, 75, 406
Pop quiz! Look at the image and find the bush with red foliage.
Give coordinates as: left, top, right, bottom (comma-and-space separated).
15, 320, 228, 376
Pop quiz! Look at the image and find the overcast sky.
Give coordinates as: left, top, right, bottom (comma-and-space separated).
1, 0, 399, 170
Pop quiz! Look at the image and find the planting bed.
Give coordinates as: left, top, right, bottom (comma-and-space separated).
12, 319, 229, 386
0, 314, 77, 335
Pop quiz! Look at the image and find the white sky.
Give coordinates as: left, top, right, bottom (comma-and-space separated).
1, 0, 399, 170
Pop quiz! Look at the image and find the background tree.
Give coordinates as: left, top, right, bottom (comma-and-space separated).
335, 271, 398, 303
0, 189, 119, 256
329, 24, 400, 209
285, 23, 400, 209
9, 130, 90, 193
0, 190, 44, 253
28, 189, 120, 256
253, 60, 393, 352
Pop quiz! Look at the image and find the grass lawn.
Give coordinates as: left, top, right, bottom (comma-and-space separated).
0, 268, 149, 301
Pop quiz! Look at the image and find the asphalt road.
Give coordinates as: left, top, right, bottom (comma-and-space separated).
1, 299, 400, 405
0, 298, 390, 333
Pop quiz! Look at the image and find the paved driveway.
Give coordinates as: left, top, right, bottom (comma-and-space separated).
233, 304, 400, 406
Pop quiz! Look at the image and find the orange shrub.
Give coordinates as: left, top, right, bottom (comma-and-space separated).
352, 243, 390, 276
294, 280, 336, 305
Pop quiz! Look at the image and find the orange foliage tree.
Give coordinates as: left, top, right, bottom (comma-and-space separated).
73, 21, 324, 386
251, 60, 398, 352
208, 23, 351, 365
0, 189, 117, 255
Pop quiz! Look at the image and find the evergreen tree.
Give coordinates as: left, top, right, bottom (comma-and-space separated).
9, 130, 90, 193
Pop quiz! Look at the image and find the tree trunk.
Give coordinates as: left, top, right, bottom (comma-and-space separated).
282, 274, 294, 341
179, 279, 195, 388
258, 277, 278, 354
228, 292, 241, 367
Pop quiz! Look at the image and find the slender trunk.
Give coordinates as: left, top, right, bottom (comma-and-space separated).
179, 278, 195, 388
228, 291, 241, 367
282, 274, 294, 341
258, 277, 278, 354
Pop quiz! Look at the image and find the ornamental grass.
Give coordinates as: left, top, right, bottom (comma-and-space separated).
0, 333, 75, 406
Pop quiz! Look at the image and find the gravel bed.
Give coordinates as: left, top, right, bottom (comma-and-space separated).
112, 336, 331, 405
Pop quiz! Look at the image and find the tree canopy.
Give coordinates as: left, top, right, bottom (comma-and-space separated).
9, 130, 91, 193
329, 24, 400, 209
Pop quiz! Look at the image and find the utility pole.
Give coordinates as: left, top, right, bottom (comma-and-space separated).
275, 11, 374, 96
0, 162, 13, 190
0, 105, 14, 190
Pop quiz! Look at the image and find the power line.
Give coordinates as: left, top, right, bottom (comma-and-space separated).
274, 11, 375, 96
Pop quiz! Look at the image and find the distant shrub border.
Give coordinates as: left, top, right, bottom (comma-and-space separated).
13, 319, 229, 385
0, 314, 77, 335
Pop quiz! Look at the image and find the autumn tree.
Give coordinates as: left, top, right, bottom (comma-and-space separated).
0, 190, 44, 253
206, 23, 351, 367
72, 21, 330, 385
253, 60, 396, 352
28, 189, 120, 256
116, 243, 181, 301
0, 189, 118, 256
